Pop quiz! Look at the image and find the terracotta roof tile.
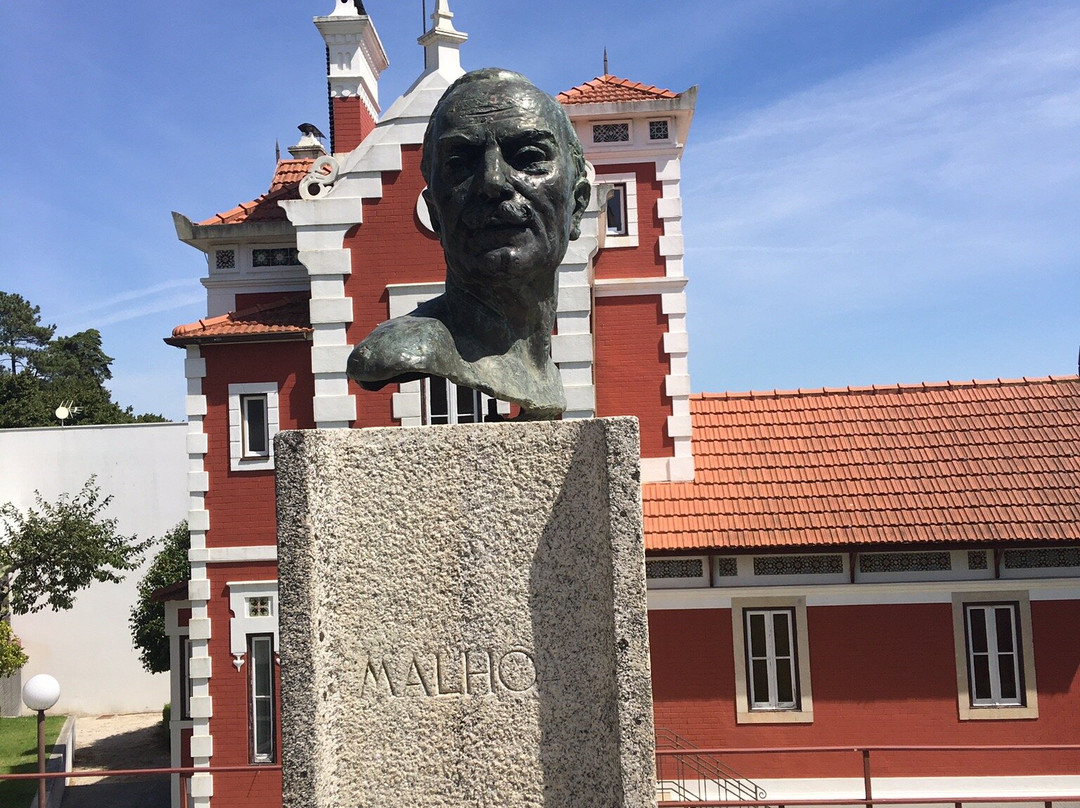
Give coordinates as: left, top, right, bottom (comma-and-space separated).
199, 159, 315, 225
166, 296, 312, 345
643, 376, 1080, 551
556, 74, 678, 105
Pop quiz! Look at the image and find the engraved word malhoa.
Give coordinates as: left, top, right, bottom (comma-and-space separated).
361, 647, 537, 698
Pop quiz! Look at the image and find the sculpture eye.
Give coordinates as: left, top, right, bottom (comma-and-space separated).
509, 145, 550, 172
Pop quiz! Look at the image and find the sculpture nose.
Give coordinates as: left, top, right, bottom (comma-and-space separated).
478, 144, 512, 199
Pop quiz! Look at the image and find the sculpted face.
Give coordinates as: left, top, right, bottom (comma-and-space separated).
423, 73, 589, 287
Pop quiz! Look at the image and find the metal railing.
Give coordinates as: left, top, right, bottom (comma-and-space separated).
656, 727, 767, 803
0, 763, 282, 807
654, 743, 1080, 808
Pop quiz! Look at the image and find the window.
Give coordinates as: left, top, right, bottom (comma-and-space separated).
732, 597, 813, 723
605, 184, 628, 237
952, 592, 1038, 720
648, 119, 670, 140
423, 377, 492, 425
966, 604, 1022, 706
228, 383, 279, 471
595, 173, 639, 248
179, 637, 193, 721
592, 122, 630, 143
240, 394, 269, 457
745, 609, 799, 710
248, 634, 276, 763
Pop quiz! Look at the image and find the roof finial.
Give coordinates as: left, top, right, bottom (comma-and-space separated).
418, 0, 467, 77
603, 47, 609, 77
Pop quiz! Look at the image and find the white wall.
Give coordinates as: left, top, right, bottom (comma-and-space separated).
0, 422, 188, 715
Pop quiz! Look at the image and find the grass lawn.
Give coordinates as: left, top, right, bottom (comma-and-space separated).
0, 715, 67, 808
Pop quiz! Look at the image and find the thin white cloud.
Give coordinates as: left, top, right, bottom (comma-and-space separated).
686, 0, 1080, 305
54, 279, 204, 330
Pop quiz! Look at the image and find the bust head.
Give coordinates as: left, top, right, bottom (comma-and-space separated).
421, 68, 590, 292
347, 69, 588, 419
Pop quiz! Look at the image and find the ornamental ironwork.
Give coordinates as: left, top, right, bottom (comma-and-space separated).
646, 558, 704, 579
648, 120, 669, 140
715, 557, 738, 577
592, 122, 630, 143
252, 248, 300, 267
859, 552, 952, 574
754, 554, 843, 576
1002, 547, 1080, 569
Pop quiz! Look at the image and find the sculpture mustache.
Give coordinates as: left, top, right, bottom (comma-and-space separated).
461, 199, 532, 231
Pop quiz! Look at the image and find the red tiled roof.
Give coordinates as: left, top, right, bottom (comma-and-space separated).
166, 297, 312, 345
199, 159, 314, 225
643, 376, 1080, 552
556, 74, 678, 105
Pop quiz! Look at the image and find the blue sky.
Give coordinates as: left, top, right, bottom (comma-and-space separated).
1, 1, 1077, 421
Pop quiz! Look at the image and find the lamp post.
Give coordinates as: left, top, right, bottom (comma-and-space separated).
22, 674, 60, 808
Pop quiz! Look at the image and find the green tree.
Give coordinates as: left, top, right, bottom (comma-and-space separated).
0, 477, 151, 616
0, 292, 166, 427
129, 521, 190, 673
0, 620, 28, 678
0, 293, 54, 375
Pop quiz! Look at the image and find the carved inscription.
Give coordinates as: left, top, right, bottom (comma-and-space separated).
360, 648, 536, 698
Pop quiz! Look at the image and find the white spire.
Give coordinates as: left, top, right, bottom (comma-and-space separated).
418, 0, 467, 79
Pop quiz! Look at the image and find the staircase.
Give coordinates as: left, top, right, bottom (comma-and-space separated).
655, 728, 767, 804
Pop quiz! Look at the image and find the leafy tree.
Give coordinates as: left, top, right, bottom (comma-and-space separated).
0, 477, 151, 616
0, 620, 28, 678
0, 293, 54, 375
130, 522, 190, 673
0, 292, 166, 427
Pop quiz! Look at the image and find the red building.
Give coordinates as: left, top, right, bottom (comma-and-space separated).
164, 3, 1080, 807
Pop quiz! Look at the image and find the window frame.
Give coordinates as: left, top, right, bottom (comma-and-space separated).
605, 183, 628, 237
247, 633, 277, 764
228, 383, 279, 471
731, 597, 813, 724
422, 377, 492, 425
239, 394, 270, 458
952, 591, 1038, 720
595, 172, 639, 249
178, 636, 194, 721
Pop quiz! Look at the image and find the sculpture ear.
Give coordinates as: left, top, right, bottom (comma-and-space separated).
568, 178, 591, 241
422, 187, 441, 235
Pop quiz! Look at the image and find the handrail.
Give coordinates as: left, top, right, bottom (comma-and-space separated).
656, 743, 1080, 755
658, 799, 1080, 807
654, 742, 1080, 808
656, 727, 767, 802
0, 764, 282, 808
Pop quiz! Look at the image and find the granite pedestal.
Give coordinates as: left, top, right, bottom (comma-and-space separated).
275, 417, 656, 808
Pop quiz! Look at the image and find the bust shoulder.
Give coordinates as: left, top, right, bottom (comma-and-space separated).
346, 310, 458, 391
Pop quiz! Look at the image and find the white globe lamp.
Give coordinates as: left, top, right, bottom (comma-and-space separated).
22, 674, 61, 711
23, 674, 61, 808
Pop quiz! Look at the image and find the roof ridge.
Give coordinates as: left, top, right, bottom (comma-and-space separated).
692, 374, 1080, 401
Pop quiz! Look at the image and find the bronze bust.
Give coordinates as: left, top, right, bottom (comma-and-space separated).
347, 68, 591, 420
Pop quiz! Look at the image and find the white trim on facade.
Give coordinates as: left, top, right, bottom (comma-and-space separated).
226, 581, 280, 671
647, 577, 1080, 610
183, 345, 214, 808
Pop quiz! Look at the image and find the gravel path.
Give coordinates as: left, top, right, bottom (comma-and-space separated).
60, 713, 171, 808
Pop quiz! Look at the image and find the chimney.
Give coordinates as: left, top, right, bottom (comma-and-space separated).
314, 0, 389, 154
289, 124, 328, 160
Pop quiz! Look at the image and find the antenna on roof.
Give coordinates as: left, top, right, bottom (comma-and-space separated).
422, 0, 427, 35
275, 140, 281, 163
603, 47, 609, 76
